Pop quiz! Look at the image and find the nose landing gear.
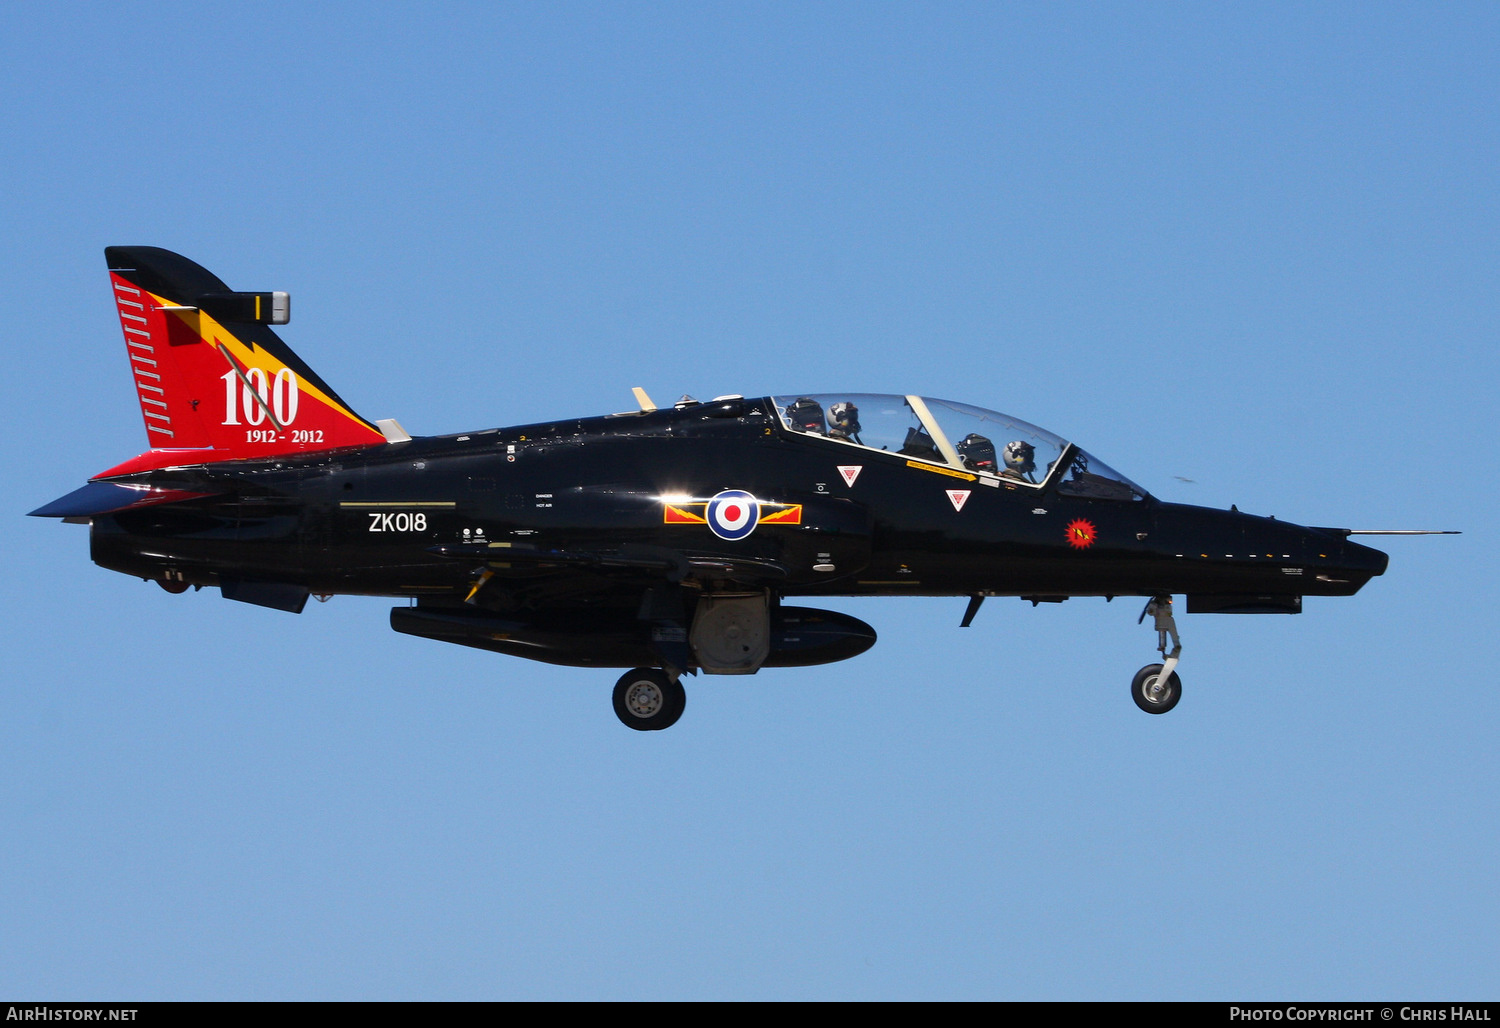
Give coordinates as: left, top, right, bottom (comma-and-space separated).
1132, 596, 1182, 714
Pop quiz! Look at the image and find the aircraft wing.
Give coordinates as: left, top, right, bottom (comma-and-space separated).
427, 541, 790, 587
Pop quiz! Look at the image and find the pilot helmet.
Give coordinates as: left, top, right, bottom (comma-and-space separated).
828, 401, 861, 437
1002, 440, 1036, 476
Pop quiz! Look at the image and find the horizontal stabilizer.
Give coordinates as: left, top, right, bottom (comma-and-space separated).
29, 480, 218, 518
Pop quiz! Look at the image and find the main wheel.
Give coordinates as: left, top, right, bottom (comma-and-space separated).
612, 668, 686, 731
1131, 663, 1182, 714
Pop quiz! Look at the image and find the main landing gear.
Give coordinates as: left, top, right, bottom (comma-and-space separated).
613, 668, 687, 731
1132, 596, 1182, 714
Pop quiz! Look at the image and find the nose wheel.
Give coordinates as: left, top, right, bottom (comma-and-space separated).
1131, 662, 1181, 714
1133, 596, 1182, 714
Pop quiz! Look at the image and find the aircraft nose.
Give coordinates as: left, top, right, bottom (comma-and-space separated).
1340, 537, 1389, 578
1302, 529, 1388, 593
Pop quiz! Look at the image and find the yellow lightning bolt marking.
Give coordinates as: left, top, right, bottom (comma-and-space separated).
150, 290, 376, 434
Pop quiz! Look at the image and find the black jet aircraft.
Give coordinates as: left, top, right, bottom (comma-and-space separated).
33, 247, 1431, 730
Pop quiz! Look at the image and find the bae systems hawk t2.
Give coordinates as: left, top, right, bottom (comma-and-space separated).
33, 247, 1434, 729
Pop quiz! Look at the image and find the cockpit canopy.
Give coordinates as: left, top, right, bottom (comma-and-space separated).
771, 393, 1147, 501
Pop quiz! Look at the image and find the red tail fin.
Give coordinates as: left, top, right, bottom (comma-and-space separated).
99, 247, 388, 475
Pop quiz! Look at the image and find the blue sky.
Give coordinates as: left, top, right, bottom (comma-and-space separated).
3, 2, 1495, 1000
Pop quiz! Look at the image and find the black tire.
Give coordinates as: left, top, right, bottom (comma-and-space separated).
1131, 663, 1182, 714
612, 668, 686, 731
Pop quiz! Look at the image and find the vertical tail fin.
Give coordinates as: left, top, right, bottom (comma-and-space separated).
101, 246, 388, 473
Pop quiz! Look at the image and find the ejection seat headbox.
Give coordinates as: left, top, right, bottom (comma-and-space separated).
956, 433, 997, 473
785, 397, 826, 434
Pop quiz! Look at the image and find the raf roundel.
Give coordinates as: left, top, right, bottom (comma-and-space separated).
706, 489, 760, 541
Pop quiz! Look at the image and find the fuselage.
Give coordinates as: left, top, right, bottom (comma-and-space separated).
39, 245, 1406, 720
87, 394, 1388, 609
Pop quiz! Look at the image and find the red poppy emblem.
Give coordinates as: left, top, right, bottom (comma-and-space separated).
1066, 519, 1097, 549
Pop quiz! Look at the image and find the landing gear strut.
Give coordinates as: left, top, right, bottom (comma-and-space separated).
1132, 596, 1182, 714
612, 667, 687, 731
